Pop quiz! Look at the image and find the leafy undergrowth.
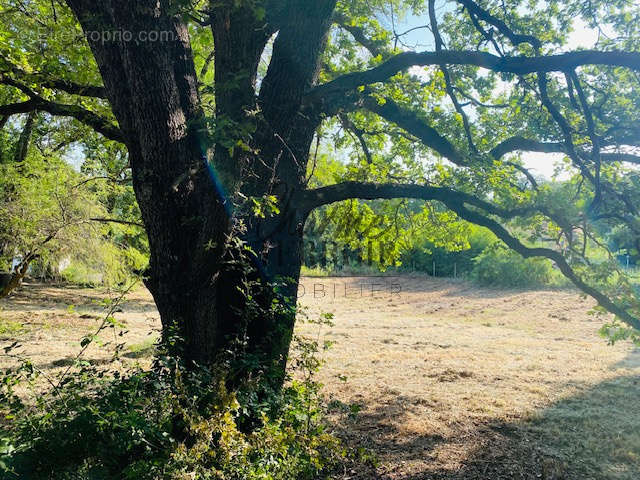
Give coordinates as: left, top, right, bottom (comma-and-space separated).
0, 318, 24, 340
1, 363, 339, 479
0, 312, 367, 479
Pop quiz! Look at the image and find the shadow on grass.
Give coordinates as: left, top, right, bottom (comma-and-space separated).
611, 348, 640, 370
0, 282, 156, 314
331, 376, 640, 479
41, 341, 157, 369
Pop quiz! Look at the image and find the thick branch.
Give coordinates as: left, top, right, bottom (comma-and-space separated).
490, 136, 565, 158
452, 204, 640, 330
333, 12, 388, 58
457, 0, 542, 50
299, 181, 515, 218
491, 135, 640, 164
36, 100, 122, 142
299, 181, 640, 330
599, 152, 640, 164
89, 217, 144, 228
0, 98, 123, 142
0, 99, 38, 116
309, 50, 640, 99
363, 97, 541, 187
35, 78, 107, 98
0, 62, 107, 98
362, 96, 467, 165
13, 111, 35, 163
505, 161, 539, 189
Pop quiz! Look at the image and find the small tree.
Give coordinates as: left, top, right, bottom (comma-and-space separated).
0, 116, 142, 296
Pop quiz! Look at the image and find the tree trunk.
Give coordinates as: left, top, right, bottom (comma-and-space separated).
65, 0, 333, 391
0, 256, 33, 298
13, 111, 35, 164
0, 272, 15, 298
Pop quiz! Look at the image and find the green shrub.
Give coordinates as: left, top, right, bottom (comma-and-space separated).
0, 313, 345, 479
400, 225, 496, 277
59, 261, 101, 286
471, 242, 555, 288
59, 243, 147, 288
0, 316, 24, 339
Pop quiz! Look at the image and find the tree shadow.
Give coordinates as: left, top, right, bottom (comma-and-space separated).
37, 346, 156, 371
331, 376, 640, 479
611, 348, 640, 371
0, 282, 156, 314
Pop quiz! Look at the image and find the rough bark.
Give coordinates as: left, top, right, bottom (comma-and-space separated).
66, 0, 233, 367
0, 255, 34, 299
63, 0, 335, 390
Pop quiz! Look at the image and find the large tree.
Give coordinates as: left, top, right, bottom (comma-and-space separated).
1, 0, 640, 388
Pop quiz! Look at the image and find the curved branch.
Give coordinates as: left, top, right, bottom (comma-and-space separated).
490, 135, 640, 164
452, 203, 640, 330
363, 96, 553, 185
362, 96, 467, 165
89, 217, 144, 228
0, 99, 39, 116
0, 52, 107, 98
490, 136, 565, 158
333, 12, 388, 59
599, 152, 640, 164
299, 181, 640, 330
0, 98, 123, 142
36, 100, 123, 142
0, 71, 106, 98
504, 161, 539, 189
457, 0, 542, 50
308, 50, 640, 99
339, 113, 373, 164
299, 181, 518, 218
343, 94, 639, 196
35, 78, 107, 98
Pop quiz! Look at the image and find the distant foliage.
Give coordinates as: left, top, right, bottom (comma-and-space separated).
471, 243, 555, 288
400, 225, 496, 276
0, 118, 147, 288
0, 151, 99, 272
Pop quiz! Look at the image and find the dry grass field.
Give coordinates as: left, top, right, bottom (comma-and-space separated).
1, 275, 639, 479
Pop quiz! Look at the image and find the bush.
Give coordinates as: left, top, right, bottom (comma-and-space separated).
400, 225, 496, 277
0, 313, 346, 479
471, 243, 555, 288
0, 359, 343, 480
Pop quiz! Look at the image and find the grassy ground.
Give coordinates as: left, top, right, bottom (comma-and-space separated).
1, 276, 639, 479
